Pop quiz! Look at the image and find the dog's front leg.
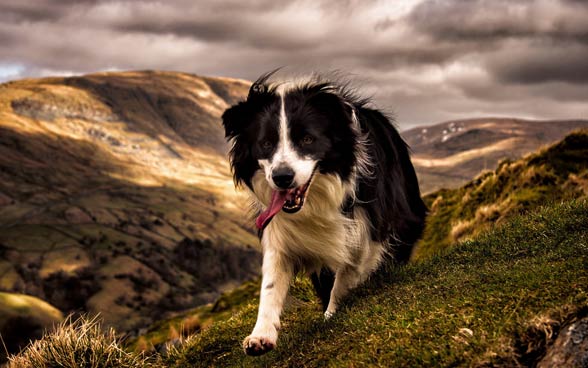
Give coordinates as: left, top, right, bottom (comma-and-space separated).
243, 245, 293, 356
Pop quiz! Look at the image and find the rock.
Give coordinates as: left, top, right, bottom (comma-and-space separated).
538, 316, 588, 368
64, 207, 93, 224
0, 192, 14, 206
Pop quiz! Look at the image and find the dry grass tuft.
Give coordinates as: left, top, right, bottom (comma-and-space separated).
450, 220, 474, 243
7, 315, 150, 368
180, 315, 201, 336
475, 203, 502, 223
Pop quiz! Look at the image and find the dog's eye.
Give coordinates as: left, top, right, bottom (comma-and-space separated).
302, 135, 314, 145
261, 140, 272, 150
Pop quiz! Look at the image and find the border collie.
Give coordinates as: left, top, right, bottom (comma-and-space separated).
222, 71, 427, 356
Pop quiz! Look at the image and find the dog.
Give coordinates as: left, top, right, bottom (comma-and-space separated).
222, 71, 427, 356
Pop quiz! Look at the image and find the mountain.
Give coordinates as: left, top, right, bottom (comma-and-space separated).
0, 71, 259, 347
403, 118, 588, 193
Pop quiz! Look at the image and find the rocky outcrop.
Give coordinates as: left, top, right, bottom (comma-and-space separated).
538, 316, 588, 368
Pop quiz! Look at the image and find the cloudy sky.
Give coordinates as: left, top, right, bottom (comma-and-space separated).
1, 0, 587, 129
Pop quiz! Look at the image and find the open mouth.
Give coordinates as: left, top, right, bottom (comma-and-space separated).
255, 172, 315, 230
282, 181, 310, 213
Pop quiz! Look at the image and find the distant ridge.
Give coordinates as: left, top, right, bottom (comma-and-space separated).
403, 117, 588, 193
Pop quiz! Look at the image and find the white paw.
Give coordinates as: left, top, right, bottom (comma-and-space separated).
324, 310, 335, 320
243, 334, 276, 356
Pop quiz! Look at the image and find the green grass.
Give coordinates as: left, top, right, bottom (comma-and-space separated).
160, 199, 588, 367
0, 292, 64, 363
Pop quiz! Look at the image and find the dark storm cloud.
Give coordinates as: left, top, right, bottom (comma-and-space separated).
352, 41, 502, 71
0, 0, 97, 22
401, 0, 588, 85
113, 12, 319, 50
0, 2, 58, 22
487, 42, 588, 84
0, 0, 586, 128
406, 0, 588, 43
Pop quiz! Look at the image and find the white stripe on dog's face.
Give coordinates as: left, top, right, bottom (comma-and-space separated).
258, 92, 317, 190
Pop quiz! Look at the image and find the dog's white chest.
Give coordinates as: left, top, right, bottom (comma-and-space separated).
252, 172, 361, 270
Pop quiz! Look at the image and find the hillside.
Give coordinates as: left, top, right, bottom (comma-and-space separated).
161, 200, 587, 367
9, 200, 588, 367
403, 118, 588, 193
2, 70, 588, 364
0, 292, 63, 363
157, 131, 588, 367
9, 131, 588, 367
0, 71, 258, 351
413, 129, 588, 261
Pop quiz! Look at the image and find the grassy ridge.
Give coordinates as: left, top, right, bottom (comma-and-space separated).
162, 199, 588, 367
413, 129, 588, 260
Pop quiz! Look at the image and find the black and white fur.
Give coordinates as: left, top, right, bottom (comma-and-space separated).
222, 71, 427, 356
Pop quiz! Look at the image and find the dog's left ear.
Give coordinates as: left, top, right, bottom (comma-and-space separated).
221, 102, 249, 140
308, 90, 355, 126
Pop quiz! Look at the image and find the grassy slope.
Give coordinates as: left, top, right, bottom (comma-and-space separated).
0, 292, 62, 326
413, 129, 588, 261
131, 130, 588, 366
163, 199, 588, 367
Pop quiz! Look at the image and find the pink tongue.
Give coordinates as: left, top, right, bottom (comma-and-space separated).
256, 190, 288, 230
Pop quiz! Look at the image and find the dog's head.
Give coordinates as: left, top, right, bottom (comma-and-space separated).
222, 72, 361, 228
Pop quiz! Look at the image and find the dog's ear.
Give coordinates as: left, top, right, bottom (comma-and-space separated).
248, 68, 280, 98
307, 88, 355, 126
222, 79, 270, 139
221, 102, 249, 139
248, 81, 267, 98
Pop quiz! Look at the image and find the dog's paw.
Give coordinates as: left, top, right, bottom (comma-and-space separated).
324, 310, 335, 320
243, 334, 276, 356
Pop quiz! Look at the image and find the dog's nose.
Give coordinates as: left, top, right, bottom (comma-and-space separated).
272, 167, 295, 189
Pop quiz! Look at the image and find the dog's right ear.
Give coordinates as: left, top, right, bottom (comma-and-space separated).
222, 102, 249, 140
223, 69, 280, 139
